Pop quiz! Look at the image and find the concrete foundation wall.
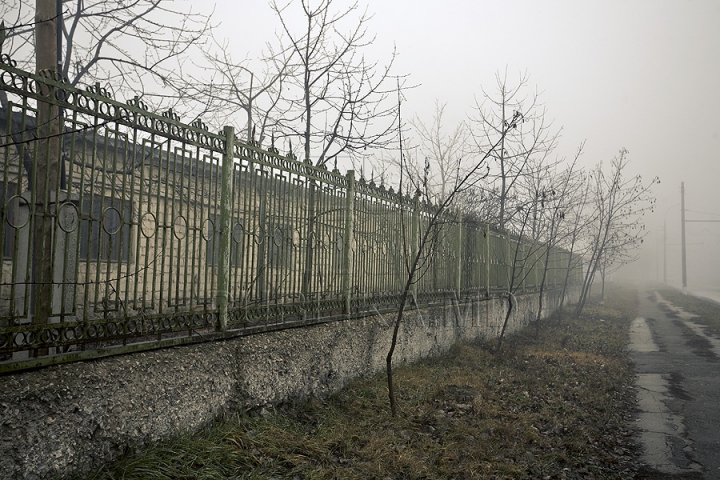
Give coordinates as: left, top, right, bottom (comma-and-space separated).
0, 289, 573, 479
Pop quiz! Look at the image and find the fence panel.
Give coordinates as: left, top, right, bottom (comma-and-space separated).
0, 57, 227, 368
0, 55, 580, 372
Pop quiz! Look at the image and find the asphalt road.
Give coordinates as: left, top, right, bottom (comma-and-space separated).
630, 286, 720, 479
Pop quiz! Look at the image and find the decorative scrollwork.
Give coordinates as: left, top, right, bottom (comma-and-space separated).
0, 53, 16, 67
191, 118, 209, 131
162, 108, 180, 121
128, 95, 149, 111
355, 176, 405, 202
38, 68, 68, 84
86, 82, 112, 99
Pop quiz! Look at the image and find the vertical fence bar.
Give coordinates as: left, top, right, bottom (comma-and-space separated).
302, 180, 316, 298
455, 211, 462, 297
342, 171, 355, 314
216, 126, 235, 332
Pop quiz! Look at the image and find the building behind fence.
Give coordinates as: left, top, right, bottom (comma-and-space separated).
0, 52, 582, 374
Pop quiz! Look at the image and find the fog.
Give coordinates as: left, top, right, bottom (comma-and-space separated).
213, 0, 719, 293
9, 0, 707, 293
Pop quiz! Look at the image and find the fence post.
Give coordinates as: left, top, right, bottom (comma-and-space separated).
411, 191, 420, 299
302, 180, 317, 298
456, 211, 462, 298
342, 170, 355, 314
485, 223, 491, 297
520, 241, 526, 293
505, 231, 511, 292
256, 177, 268, 302
216, 126, 235, 332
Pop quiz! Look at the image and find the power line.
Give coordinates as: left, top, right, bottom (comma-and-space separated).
0, 11, 67, 34
687, 208, 720, 217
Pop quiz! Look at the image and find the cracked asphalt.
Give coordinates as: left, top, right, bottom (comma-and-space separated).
630, 286, 720, 479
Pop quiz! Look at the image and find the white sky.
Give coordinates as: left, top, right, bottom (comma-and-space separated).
210, 0, 720, 287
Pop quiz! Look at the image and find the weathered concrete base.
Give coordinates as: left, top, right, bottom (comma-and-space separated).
0, 289, 572, 479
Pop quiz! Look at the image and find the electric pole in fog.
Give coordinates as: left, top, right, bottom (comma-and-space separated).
679, 181, 720, 294
681, 182, 687, 293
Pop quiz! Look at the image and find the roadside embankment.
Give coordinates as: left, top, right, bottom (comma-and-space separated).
1, 290, 571, 480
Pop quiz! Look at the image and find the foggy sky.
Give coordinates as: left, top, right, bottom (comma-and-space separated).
214, 0, 720, 289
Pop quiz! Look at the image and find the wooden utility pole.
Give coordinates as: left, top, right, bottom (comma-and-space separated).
33, 0, 61, 346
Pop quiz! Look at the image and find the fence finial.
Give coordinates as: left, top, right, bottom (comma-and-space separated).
0, 21, 5, 56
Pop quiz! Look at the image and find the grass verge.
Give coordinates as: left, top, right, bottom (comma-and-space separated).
656, 287, 720, 336
85, 287, 641, 480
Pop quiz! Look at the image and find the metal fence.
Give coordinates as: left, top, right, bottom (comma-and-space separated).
0, 53, 581, 373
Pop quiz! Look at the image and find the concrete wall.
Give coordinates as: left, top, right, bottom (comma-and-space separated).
0, 289, 572, 479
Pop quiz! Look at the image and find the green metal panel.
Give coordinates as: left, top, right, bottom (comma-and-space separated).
0, 55, 581, 373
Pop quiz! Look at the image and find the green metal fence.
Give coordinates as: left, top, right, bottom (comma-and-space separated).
0, 53, 581, 373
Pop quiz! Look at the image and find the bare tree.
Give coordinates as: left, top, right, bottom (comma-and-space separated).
1, 0, 214, 103
167, 37, 291, 145
0, 0, 216, 191
409, 100, 470, 201
469, 69, 560, 230
596, 207, 649, 301
555, 169, 594, 313
269, 0, 403, 166
574, 148, 658, 316
525, 145, 584, 338
493, 197, 548, 352
385, 98, 523, 414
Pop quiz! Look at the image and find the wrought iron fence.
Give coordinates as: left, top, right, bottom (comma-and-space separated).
0, 53, 582, 373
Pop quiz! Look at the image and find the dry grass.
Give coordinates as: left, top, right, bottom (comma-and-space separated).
85, 287, 641, 480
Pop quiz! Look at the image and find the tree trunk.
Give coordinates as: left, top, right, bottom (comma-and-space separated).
386, 287, 410, 417
496, 293, 514, 353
